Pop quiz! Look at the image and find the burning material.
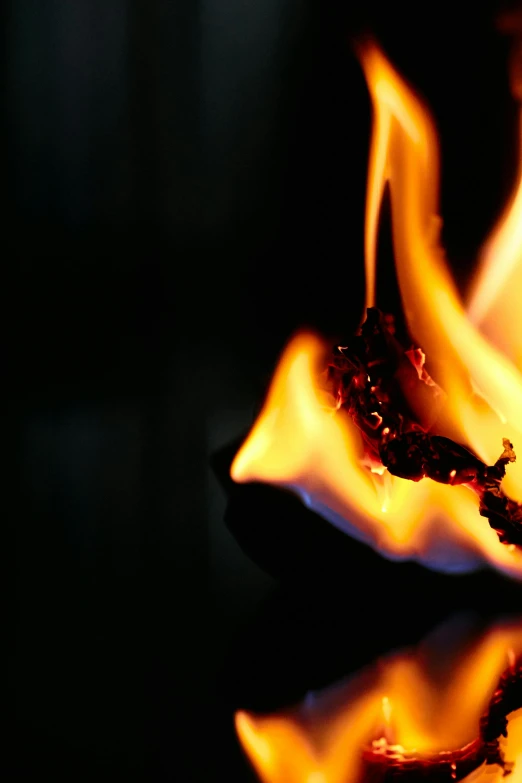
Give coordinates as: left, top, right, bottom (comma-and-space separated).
230, 38, 522, 578
328, 307, 521, 547
235, 617, 522, 783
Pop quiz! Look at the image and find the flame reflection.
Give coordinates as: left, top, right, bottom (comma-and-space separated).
235, 616, 522, 783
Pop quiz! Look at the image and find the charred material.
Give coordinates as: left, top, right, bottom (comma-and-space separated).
481, 653, 522, 772
328, 308, 522, 547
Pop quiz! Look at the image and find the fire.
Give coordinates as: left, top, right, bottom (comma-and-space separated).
230, 40, 522, 578
235, 618, 522, 783
467, 111, 522, 355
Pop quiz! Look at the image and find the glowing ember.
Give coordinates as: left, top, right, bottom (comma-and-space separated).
230, 39, 522, 578
235, 617, 522, 783
327, 309, 521, 547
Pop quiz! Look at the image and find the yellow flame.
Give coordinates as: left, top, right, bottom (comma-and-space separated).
468, 111, 522, 372
230, 40, 522, 578
235, 620, 522, 783
231, 331, 522, 576
381, 696, 392, 726
359, 42, 522, 497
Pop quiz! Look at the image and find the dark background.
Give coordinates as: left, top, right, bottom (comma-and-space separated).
4, 0, 522, 780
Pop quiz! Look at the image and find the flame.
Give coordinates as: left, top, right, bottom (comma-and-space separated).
468, 111, 522, 373
230, 39, 522, 578
235, 618, 522, 783
468, 15, 522, 367
359, 43, 522, 483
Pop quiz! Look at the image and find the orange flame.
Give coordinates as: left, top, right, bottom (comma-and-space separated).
230, 40, 522, 578
235, 618, 522, 783
359, 43, 522, 493
468, 110, 522, 370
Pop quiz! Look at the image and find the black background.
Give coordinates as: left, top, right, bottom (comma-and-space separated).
4, 0, 522, 781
